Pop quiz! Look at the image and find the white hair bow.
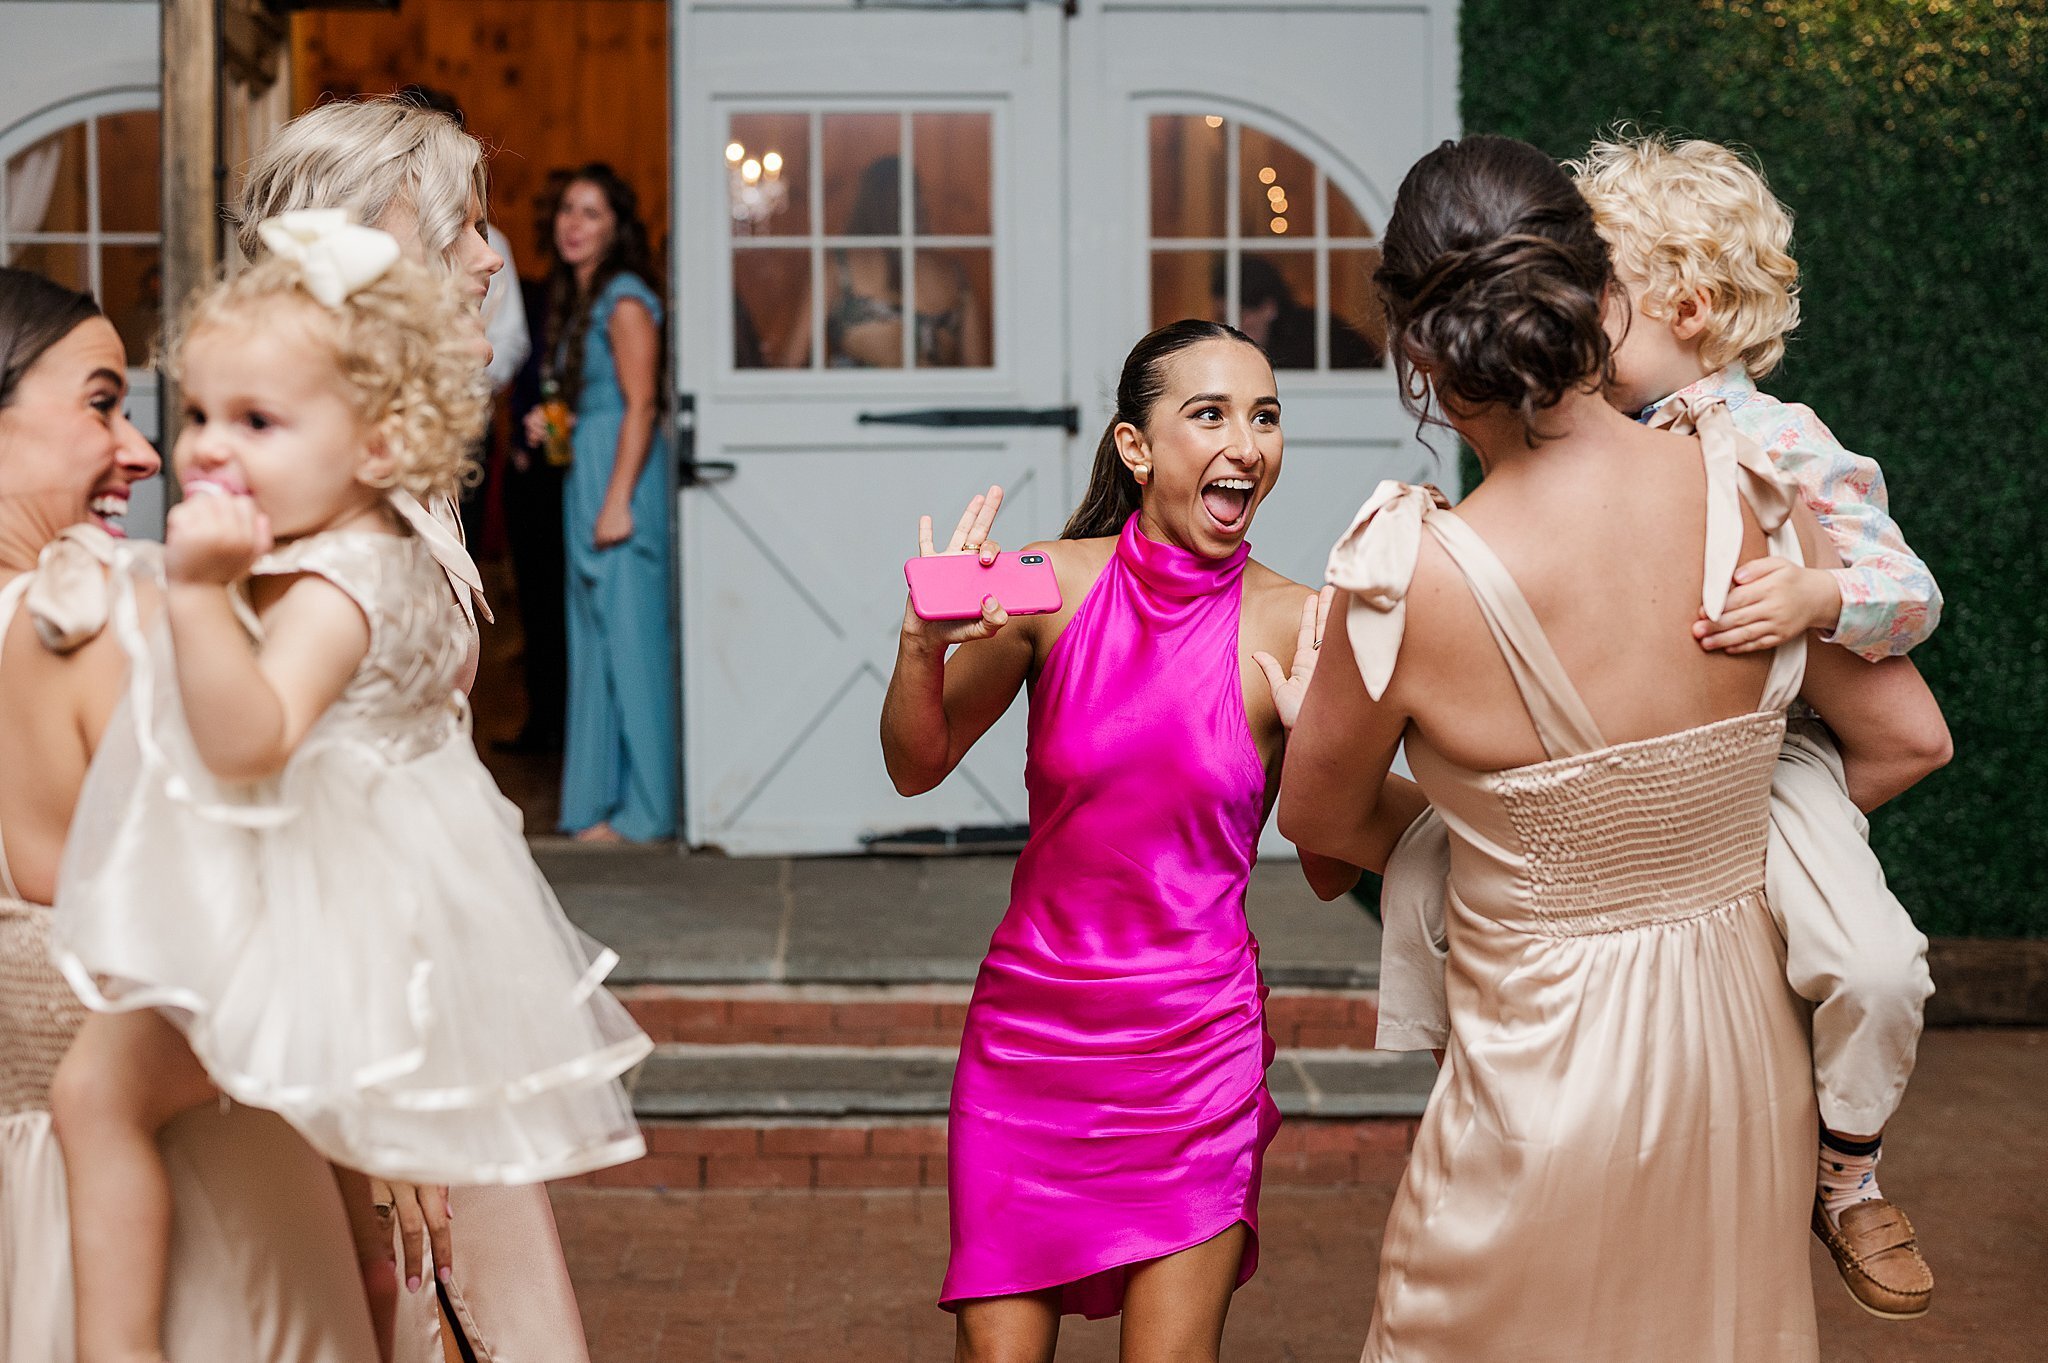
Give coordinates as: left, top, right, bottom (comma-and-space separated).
256, 209, 401, 308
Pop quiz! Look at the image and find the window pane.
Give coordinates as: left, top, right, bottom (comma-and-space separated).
1238, 251, 1317, 370
1329, 178, 1375, 240
101, 244, 161, 362
912, 248, 991, 368
1149, 115, 1227, 239
98, 111, 161, 235
1240, 126, 1316, 241
912, 113, 991, 237
823, 246, 906, 368
6, 241, 88, 293
733, 249, 809, 369
1330, 248, 1389, 370
6, 124, 89, 234
822, 114, 901, 237
727, 112, 809, 239
1149, 250, 1226, 332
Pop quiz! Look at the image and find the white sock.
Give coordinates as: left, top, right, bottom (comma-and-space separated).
1818, 1138, 1884, 1226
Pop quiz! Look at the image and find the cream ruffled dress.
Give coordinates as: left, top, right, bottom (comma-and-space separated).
51, 521, 649, 1186
3, 527, 404, 1363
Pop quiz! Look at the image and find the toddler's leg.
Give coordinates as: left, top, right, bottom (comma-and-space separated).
50, 1010, 219, 1363
1769, 722, 1934, 1319
1769, 726, 1933, 1139
1375, 809, 1453, 1052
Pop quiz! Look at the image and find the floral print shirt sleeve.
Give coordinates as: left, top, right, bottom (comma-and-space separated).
1650, 366, 1943, 661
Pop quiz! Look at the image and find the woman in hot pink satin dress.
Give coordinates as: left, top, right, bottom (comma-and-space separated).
883, 321, 1351, 1361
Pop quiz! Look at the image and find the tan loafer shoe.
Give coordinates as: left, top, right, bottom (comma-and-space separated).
1812, 1195, 1934, 1320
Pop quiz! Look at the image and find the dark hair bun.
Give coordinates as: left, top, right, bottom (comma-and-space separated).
1375, 137, 1614, 437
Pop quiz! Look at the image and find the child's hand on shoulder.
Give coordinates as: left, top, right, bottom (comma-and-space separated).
165, 491, 273, 586
1696, 557, 1841, 654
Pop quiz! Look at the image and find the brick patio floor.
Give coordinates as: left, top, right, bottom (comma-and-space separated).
551, 1027, 2046, 1362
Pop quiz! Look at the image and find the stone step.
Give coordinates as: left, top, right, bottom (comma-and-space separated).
624, 1043, 1436, 1123
615, 982, 1383, 1051
550, 852, 1382, 992
571, 1114, 1424, 1193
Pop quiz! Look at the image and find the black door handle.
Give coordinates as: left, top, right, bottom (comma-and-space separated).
671, 391, 737, 486
858, 406, 1080, 435
679, 458, 737, 487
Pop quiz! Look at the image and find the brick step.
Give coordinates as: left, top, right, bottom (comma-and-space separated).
615, 983, 1383, 1051
624, 1043, 1435, 1123
568, 1115, 1423, 1192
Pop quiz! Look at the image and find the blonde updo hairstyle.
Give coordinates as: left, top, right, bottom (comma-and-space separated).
1568, 130, 1802, 378
230, 97, 486, 272
173, 255, 488, 503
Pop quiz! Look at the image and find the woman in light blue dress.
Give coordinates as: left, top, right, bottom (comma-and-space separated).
536, 164, 675, 841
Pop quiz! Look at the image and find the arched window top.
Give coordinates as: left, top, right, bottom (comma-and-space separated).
1, 90, 163, 365
1147, 112, 1387, 374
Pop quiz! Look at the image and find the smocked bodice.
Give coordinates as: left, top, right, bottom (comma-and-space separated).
252, 531, 470, 763
1328, 395, 1808, 937
1409, 709, 1787, 936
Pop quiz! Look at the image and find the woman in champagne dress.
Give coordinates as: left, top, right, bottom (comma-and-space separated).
1280, 137, 1948, 1362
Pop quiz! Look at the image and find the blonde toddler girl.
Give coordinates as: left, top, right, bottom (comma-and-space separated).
48, 213, 649, 1363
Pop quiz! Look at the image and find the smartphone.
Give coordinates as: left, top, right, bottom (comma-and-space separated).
904, 550, 1062, 621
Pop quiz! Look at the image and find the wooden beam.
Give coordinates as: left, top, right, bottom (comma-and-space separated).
160, 0, 221, 466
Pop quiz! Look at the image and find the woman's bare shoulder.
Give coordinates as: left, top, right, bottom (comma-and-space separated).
1027, 536, 1113, 580
1242, 558, 1316, 649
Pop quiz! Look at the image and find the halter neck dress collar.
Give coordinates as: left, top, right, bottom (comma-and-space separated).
1115, 513, 1251, 600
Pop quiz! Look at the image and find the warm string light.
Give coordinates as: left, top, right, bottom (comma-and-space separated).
726, 139, 789, 234
1256, 165, 1289, 231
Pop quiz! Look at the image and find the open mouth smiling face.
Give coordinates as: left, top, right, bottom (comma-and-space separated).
1132, 338, 1284, 555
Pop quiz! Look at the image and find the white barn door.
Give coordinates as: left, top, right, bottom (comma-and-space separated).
674, 0, 1067, 853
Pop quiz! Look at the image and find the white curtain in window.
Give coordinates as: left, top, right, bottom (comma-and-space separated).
5, 144, 63, 238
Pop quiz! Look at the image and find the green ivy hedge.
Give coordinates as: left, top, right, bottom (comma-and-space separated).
1458, 0, 2046, 936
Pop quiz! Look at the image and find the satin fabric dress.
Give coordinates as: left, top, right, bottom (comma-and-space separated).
0, 530, 389, 1363
560, 272, 677, 841
943, 514, 1281, 1318
1331, 457, 1820, 1361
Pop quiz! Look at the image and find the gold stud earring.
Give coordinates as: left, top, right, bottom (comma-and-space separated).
1133, 461, 1152, 486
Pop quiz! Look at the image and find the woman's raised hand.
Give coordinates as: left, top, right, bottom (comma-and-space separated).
904, 485, 1009, 649
1255, 586, 1335, 732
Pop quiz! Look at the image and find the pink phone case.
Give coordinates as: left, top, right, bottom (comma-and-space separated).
905, 551, 1063, 621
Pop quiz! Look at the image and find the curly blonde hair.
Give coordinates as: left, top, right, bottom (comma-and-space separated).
230, 97, 487, 273
1568, 131, 1801, 378
175, 255, 487, 503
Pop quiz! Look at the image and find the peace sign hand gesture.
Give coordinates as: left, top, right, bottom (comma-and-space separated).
903, 485, 1011, 650
1255, 586, 1336, 732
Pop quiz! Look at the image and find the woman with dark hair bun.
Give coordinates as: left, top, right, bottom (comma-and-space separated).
1278, 135, 1947, 1361
532, 163, 675, 842
883, 320, 1374, 1361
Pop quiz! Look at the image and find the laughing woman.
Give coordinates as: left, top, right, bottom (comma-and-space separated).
882, 321, 1340, 1363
